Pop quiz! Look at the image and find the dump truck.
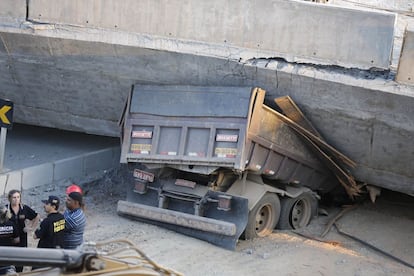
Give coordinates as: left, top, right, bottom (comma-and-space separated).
117, 85, 357, 249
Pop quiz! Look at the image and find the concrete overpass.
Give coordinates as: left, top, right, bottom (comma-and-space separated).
0, 0, 413, 196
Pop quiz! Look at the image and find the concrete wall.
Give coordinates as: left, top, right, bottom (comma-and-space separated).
396, 26, 414, 85
27, 0, 395, 70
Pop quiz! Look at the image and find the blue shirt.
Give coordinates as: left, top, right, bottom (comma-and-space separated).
63, 208, 86, 249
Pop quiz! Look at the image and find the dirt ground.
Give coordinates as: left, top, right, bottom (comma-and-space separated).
3, 167, 413, 276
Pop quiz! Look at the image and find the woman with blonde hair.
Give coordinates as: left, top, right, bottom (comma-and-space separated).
6, 189, 40, 272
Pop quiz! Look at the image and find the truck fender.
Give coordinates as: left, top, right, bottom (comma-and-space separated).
284, 186, 320, 200
227, 176, 317, 211
226, 177, 281, 211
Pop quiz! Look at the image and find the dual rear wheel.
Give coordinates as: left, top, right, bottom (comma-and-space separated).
277, 192, 316, 230
244, 192, 316, 239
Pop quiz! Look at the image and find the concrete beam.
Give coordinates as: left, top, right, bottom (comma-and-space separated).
0, 27, 412, 195
27, 0, 395, 69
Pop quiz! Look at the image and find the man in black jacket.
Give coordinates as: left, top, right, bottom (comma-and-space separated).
34, 195, 65, 249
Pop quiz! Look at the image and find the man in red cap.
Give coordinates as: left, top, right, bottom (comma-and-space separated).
63, 191, 86, 249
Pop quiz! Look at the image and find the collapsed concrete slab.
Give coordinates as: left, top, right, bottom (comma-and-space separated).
0, 1, 413, 196
0, 28, 412, 196
27, 0, 395, 70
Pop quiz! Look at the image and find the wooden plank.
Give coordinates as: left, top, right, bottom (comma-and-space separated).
268, 108, 359, 197
298, 133, 360, 198
269, 104, 357, 168
275, 96, 322, 138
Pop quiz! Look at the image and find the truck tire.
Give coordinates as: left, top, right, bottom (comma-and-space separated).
277, 192, 317, 230
244, 193, 281, 239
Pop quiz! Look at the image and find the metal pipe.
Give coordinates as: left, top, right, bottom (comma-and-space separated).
0, 246, 89, 269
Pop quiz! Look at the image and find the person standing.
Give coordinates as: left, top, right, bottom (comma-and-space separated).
63, 192, 86, 249
6, 189, 40, 272
33, 195, 65, 249
0, 206, 19, 275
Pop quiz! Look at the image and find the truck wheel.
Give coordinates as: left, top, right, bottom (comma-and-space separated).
244, 193, 281, 239
277, 192, 316, 230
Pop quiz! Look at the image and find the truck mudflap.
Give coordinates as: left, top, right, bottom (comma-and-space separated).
117, 192, 248, 250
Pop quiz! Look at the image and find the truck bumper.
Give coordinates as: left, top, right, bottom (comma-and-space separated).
118, 200, 237, 236
117, 197, 248, 250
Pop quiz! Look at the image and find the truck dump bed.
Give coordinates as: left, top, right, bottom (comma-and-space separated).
120, 85, 335, 192
121, 85, 252, 171
118, 85, 358, 249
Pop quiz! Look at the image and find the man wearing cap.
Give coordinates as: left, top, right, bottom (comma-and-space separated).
63, 192, 86, 249
34, 196, 65, 249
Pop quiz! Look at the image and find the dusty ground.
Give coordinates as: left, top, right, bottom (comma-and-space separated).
3, 167, 413, 276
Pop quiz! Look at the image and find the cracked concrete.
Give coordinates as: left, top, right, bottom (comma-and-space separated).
0, 0, 413, 196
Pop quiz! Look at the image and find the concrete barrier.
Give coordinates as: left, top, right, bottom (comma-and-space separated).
22, 163, 54, 190
0, 146, 120, 194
